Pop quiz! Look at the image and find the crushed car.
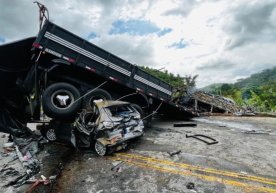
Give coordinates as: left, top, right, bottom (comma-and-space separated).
40, 100, 144, 156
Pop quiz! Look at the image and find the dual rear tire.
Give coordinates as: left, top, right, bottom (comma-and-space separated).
42, 82, 81, 119
42, 82, 112, 119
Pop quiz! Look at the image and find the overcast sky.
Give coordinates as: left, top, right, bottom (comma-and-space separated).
1, 0, 276, 87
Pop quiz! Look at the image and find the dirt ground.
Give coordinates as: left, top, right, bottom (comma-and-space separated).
1, 116, 276, 193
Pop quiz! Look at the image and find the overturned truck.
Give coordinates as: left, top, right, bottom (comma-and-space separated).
0, 18, 196, 122
0, 10, 197, 154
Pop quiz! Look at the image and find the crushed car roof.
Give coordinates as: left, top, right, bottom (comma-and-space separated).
94, 100, 130, 108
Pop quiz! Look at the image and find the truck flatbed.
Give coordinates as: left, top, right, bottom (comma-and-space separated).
34, 21, 172, 101
30, 20, 197, 119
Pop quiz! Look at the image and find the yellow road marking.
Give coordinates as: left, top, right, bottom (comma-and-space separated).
116, 153, 276, 186
109, 153, 276, 193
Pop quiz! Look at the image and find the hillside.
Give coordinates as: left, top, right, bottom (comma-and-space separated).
234, 67, 276, 88
202, 83, 224, 93
203, 67, 276, 112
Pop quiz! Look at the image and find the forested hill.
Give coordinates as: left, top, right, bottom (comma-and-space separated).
203, 67, 276, 112
235, 67, 276, 88
204, 67, 276, 90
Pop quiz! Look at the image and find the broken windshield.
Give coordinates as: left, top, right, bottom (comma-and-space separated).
105, 105, 135, 117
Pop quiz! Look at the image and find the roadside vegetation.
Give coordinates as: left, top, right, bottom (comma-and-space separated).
203, 67, 276, 112
140, 66, 276, 112
139, 66, 197, 90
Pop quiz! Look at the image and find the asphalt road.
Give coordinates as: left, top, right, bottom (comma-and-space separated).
51, 116, 276, 193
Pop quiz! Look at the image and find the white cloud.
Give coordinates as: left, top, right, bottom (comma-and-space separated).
1, 0, 276, 88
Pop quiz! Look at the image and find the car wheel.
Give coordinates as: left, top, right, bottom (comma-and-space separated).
45, 128, 57, 141
42, 82, 81, 119
83, 89, 112, 109
95, 141, 107, 156
40, 127, 57, 142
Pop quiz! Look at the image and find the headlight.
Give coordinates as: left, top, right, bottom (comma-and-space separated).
103, 121, 113, 129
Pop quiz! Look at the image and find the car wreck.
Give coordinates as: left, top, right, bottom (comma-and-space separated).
40, 100, 144, 156
91, 100, 144, 156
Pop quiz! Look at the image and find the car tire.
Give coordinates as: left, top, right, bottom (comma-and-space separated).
42, 82, 81, 119
83, 89, 112, 109
40, 127, 57, 142
94, 141, 107, 156
131, 103, 145, 118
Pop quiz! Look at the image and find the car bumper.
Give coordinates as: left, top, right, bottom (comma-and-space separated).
107, 131, 144, 147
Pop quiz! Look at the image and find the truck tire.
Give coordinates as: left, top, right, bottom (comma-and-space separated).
42, 82, 81, 119
131, 104, 145, 118
83, 89, 112, 109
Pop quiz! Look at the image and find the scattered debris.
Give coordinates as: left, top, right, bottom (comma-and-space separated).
115, 167, 123, 173
41, 175, 47, 180
0, 108, 44, 188
174, 123, 197, 127
24, 178, 49, 193
111, 161, 125, 172
4, 175, 26, 188
242, 130, 270, 135
186, 182, 195, 189
47, 163, 65, 192
1, 167, 19, 177
186, 134, 218, 145
185, 131, 192, 133
3, 142, 14, 148
49, 175, 57, 181
3, 147, 15, 153
192, 91, 240, 114
167, 150, 182, 156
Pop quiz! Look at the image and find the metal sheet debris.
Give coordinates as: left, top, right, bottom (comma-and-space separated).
167, 150, 182, 156
174, 123, 197, 127
186, 134, 218, 145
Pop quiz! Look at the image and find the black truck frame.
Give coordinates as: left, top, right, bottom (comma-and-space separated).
35, 21, 173, 102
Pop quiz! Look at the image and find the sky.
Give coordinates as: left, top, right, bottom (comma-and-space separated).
0, 0, 276, 87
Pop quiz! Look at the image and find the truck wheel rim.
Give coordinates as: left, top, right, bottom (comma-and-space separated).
46, 129, 57, 141
51, 90, 74, 109
95, 141, 106, 156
